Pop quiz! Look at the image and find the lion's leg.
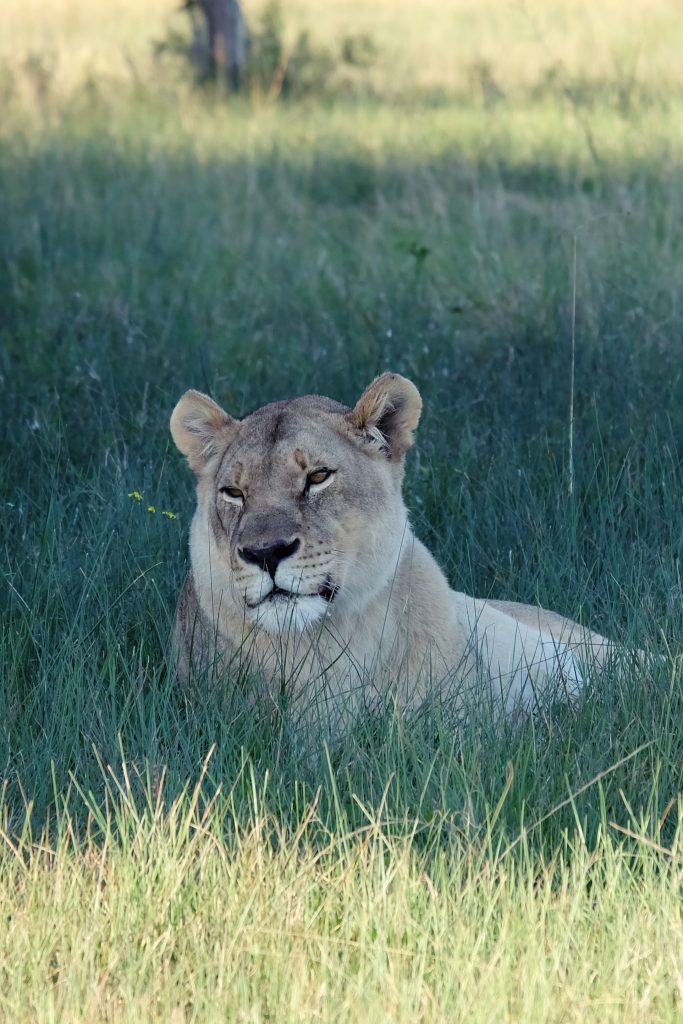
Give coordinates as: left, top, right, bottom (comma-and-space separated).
455, 596, 585, 713
484, 599, 614, 670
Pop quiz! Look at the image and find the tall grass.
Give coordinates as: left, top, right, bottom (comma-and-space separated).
2, 1, 683, 1019
3, 768, 683, 1023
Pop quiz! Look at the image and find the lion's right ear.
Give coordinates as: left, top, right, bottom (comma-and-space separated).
170, 390, 238, 474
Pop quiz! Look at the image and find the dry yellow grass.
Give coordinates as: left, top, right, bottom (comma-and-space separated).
3, 0, 683, 98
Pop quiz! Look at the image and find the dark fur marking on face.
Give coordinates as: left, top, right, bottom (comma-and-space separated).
268, 410, 286, 445
210, 502, 231, 546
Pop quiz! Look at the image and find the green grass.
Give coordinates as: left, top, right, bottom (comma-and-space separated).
2, 1, 683, 1019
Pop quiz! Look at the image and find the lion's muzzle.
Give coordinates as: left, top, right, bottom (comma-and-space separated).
236, 536, 338, 633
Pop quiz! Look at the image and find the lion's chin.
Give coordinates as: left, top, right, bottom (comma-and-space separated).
248, 593, 329, 635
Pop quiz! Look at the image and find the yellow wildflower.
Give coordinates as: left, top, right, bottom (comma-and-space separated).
128, 492, 175, 519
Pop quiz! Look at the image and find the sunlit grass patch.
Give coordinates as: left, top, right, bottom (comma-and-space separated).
2, 762, 683, 1022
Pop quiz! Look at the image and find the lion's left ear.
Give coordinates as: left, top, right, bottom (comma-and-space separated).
348, 373, 422, 460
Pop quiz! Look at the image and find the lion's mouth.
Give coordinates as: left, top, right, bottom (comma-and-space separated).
247, 577, 338, 610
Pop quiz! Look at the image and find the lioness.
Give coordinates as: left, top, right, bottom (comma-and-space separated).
171, 373, 611, 731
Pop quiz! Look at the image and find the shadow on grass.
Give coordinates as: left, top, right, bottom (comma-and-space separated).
1, 133, 683, 848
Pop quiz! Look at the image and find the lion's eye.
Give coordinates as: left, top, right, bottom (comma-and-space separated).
219, 485, 244, 504
308, 469, 331, 486
306, 468, 335, 492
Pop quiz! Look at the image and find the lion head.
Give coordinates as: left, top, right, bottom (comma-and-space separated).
170, 373, 422, 636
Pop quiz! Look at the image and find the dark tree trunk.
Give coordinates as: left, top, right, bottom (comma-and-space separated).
199, 0, 247, 89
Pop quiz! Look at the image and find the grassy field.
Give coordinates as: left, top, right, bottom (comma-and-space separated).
2, 0, 683, 1019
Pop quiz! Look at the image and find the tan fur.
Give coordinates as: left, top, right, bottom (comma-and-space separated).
170, 373, 613, 734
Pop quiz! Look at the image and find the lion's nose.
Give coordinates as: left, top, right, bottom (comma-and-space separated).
239, 538, 300, 579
